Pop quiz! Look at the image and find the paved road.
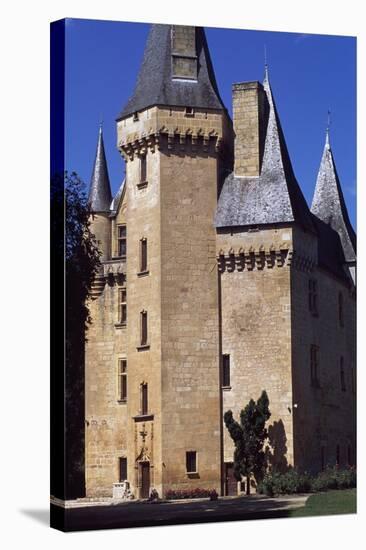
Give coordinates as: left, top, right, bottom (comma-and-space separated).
51, 494, 308, 532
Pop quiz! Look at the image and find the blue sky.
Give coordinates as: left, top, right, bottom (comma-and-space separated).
65, 19, 356, 227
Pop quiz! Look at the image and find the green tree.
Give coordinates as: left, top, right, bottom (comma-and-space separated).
224, 390, 271, 495
51, 171, 101, 498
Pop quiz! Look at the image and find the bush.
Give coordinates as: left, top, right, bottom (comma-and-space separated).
165, 488, 218, 500
257, 467, 356, 496
257, 470, 312, 496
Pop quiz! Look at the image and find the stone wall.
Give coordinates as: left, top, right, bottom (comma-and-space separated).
291, 227, 356, 471
159, 144, 222, 494
85, 276, 128, 497
217, 226, 294, 473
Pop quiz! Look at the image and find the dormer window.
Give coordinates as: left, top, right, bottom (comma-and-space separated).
133, 111, 139, 122
185, 106, 195, 117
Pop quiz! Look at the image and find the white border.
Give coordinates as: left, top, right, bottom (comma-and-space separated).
1, 0, 364, 548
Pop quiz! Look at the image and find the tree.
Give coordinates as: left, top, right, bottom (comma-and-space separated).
224, 390, 271, 495
51, 171, 101, 498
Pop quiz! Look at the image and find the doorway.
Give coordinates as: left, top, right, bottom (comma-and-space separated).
140, 461, 150, 499
225, 462, 237, 496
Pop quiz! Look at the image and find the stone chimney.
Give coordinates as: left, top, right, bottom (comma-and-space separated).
232, 81, 267, 177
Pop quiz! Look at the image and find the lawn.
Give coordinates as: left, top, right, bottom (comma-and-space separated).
290, 489, 356, 518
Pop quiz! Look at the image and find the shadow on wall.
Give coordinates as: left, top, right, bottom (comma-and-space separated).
266, 419, 289, 473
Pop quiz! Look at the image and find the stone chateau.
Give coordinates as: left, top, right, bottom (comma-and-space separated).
85, 24, 356, 499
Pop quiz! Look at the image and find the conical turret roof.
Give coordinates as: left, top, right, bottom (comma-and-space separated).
311, 131, 356, 263
117, 24, 226, 120
88, 125, 112, 213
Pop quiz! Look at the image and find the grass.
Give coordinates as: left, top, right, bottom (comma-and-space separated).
290, 489, 356, 518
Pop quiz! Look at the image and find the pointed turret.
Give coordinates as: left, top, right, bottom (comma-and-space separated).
311, 131, 356, 266
216, 68, 314, 231
117, 24, 226, 120
88, 125, 112, 213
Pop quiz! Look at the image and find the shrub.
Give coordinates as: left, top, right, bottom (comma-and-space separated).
165, 488, 218, 500
257, 467, 356, 496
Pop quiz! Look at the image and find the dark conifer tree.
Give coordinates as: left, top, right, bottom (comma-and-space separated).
224, 390, 271, 494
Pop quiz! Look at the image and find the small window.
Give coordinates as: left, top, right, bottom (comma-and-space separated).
140, 310, 148, 346
141, 382, 148, 415
117, 225, 127, 258
184, 106, 194, 117
338, 292, 344, 327
186, 451, 197, 474
340, 357, 346, 392
308, 279, 318, 316
133, 111, 139, 121
310, 345, 319, 387
336, 445, 340, 465
119, 457, 127, 482
140, 154, 147, 183
118, 359, 127, 402
140, 238, 148, 273
222, 354, 231, 387
118, 287, 127, 325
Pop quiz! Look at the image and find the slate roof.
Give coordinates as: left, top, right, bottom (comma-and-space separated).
311, 132, 356, 263
88, 125, 112, 213
311, 214, 350, 283
215, 68, 314, 232
110, 179, 126, 216
117, 24, 226, 120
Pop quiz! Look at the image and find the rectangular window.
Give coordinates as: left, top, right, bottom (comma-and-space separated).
310, 345, 319, 387
186, 451, 197, 474
119, 457, 127, 482
140, 310, 148, 346
222, 354, 231, 387
118, 359, 127, 402
140, 238, 148, 273
308, 279, 318, 315
117, 225, 127, 257
118, 287, 127, 325
140, 154, 147, 183
340, 357, 346, 392
184, 106, 195, 117
141, 382, 148, 415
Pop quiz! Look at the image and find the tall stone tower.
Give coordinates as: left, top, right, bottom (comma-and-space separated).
115, 24, 232, 497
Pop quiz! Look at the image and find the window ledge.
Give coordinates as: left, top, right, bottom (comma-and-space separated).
222, 385, 232, 391
133, 414, 154, 422
137, 180, 148, 190
117, 399, 127, 404
115, 323, 126, 329
136, 344, 150, 352
137, 270, 150, 278
186, 472, 200, 478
